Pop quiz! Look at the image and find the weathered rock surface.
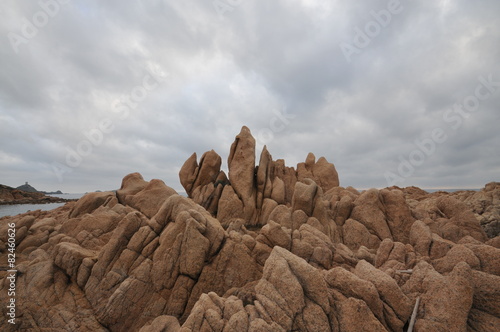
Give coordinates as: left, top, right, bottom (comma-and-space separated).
1, 127, 499, 331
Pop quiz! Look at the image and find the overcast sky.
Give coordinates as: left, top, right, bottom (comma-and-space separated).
1, 0, 499, 193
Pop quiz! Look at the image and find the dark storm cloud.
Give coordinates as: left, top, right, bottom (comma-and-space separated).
0, 0, 498, 193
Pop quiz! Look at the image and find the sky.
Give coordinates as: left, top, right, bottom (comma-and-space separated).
1, 0, 499, 193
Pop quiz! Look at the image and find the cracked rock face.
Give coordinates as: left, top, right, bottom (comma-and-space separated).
1, 126, 499, 331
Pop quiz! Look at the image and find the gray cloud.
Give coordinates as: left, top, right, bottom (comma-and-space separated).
0, 0, 499, 193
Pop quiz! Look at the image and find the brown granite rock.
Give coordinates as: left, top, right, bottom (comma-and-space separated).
324, 267, 384, 325
436, 196, 488, 242
432, 244, 480, 273
336, 297, 388, 332
354, 260, 413, 331
179, 150, 225, 215
69, 191, 117, 218
402, 261, 474, 331
1, 128, 499, 332
124, 179, 177, 218
139, 315, 181, 332
256, 146, 274, 212
343, 218, 381, 250
409, 219, 433, 257
179, 152, 198, 195
192, 150, 222, 191
177, 126, 340, 229
311, 156, 339, 192
297, 153, 339, 192
350, 188, 393, 242
227, 126, 258, 224
116, 172, 149, 203
217, 185, 244, 227
459, 182, 500, 238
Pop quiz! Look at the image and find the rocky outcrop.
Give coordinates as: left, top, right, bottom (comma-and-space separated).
458, 182, 500, 239
179, 126, 340, 228
1, 127, 499, 331
400, 182, 500, 239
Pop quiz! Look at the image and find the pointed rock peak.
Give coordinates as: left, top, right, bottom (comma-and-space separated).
228, 126, 256, 167
259, 145, 272, 160
227, 126, 257, 221
240, 125, 252, 135
305, 152, 316, 168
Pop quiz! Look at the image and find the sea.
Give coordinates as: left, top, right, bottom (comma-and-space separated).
0, 193, 85, 219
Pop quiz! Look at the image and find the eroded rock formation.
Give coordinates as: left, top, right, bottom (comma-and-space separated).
0, 127, 499, 331
179, 126, 340, 229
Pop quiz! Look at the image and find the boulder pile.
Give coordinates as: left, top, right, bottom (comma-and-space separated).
0, 127, 499, 331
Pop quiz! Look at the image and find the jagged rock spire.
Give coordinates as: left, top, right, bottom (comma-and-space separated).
179, 126, 340, 227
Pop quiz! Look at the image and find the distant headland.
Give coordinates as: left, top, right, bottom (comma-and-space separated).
0, 183, 72, 205
16, 181, 63, 195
